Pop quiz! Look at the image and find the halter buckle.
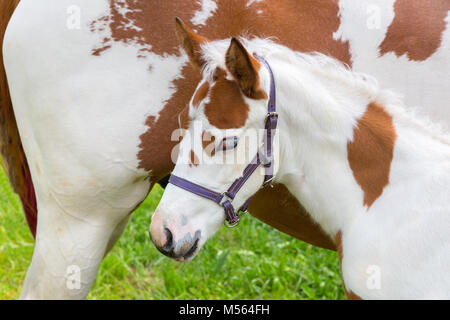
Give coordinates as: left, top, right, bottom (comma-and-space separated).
224, 209, 247, 228
265, 112, 278, 123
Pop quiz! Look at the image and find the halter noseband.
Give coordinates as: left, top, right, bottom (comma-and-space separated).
168, 55, 278, 228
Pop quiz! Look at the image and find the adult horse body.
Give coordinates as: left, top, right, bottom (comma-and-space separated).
1, 0, 449, 298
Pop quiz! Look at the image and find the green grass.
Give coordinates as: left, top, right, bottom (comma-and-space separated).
0, 168, 345, 299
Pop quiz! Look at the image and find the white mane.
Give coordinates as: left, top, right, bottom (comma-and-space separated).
201, 37, 378, 97
200, 37, 450, 145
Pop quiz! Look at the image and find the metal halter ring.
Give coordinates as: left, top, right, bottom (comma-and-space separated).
225, 218, 240, 228
224, 209, 247, 228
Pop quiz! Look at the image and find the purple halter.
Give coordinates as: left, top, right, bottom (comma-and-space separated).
168, 55, 278, 227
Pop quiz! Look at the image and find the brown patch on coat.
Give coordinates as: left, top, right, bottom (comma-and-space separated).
189, 150, 199, 167
346, 290, 363, 300
335, 231, 363, 300
90, 1, 203, 57
192, 0, 351, 64
91, 0, 351, 63
93, 0, 351, 250
137, 65, 201, 181
379, 0, 450, 61
192, 82, 210, 108
347, 102, 396, 208
213, 67, 227, 81
202, 131, 216, 157
204, 71, 250, 129
0, 0, 38, 238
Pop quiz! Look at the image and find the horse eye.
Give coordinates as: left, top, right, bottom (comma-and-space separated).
221, 136, 238, 151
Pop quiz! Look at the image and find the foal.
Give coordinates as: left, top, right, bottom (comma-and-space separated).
150, 26, 450, 298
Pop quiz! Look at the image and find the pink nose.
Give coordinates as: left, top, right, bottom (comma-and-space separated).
149, 210, 201, 261
149, 212, 167, 248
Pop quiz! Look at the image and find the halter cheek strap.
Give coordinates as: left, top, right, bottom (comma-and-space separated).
257, 54, 278, 185
168, 55, 277, 227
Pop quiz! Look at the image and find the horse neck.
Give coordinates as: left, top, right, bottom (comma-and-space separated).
269, 54, 450, 236
270, 57, 393, 236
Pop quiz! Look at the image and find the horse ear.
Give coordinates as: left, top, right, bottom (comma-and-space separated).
175, 17, 209, 69
225, 38, 267, 100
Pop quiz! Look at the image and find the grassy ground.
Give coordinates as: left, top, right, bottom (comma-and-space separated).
0, 168, 345, 299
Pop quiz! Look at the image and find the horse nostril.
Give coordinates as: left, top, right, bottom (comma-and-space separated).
152, 227, 201, 260
162, 227, 174, 253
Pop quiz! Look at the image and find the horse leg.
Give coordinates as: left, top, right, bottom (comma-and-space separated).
20, 215, 112, 299
104, 182, 154, 255
104, 215, 131, 256
19, 175, 152, 299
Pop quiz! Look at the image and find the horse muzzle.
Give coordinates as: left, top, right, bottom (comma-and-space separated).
149, 210, 201, 261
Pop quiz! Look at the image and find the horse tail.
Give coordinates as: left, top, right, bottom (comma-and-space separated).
0, 0, 37, 238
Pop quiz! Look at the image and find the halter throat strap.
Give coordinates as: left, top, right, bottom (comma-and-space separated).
168, 55, 277, 227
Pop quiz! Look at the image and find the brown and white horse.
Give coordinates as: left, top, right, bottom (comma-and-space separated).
1, 0, 449, 299
150, 24, 450, 299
